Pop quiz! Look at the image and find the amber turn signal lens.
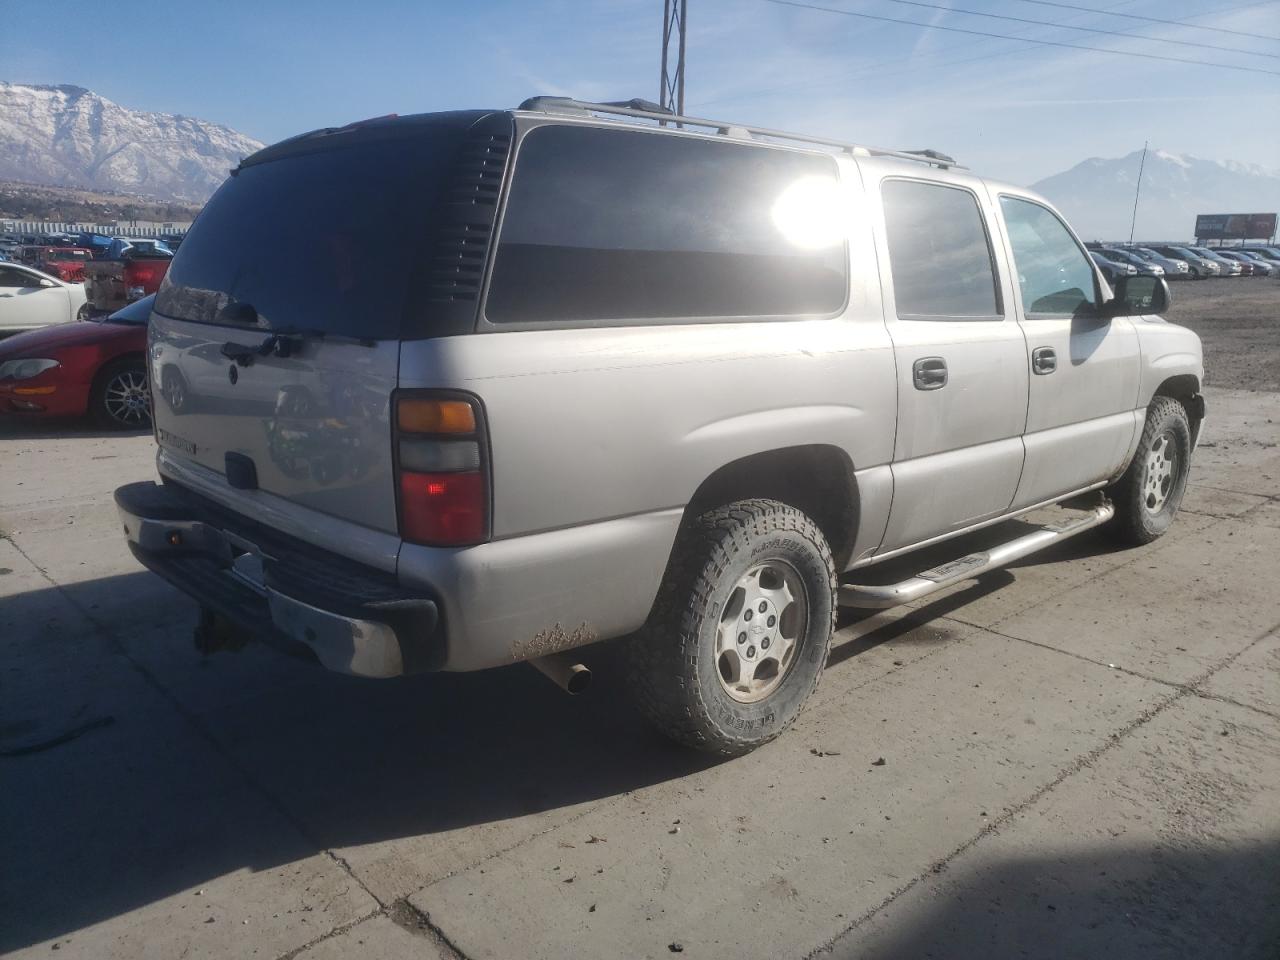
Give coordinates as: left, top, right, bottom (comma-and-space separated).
397, 398, 476, 435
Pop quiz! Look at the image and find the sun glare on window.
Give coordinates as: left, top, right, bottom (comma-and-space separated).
770, 176, 845, 250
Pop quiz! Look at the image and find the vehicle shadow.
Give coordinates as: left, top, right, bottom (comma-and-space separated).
1, 515, 1141, 951
839, 841, 1280, 959
0, 571, 717, 950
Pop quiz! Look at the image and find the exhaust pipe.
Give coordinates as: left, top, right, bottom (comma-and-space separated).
530, 651, 592, 695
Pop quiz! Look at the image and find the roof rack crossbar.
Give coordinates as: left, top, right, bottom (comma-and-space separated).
515, 97, 960, 169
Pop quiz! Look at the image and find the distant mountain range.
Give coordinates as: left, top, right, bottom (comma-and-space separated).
0, 82, 262, 203
2, 82, 1277, 241
1032, 148, 1280, 242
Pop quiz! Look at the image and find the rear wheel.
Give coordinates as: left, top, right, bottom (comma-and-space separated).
91, 358, 151, 430
1106, 396, 1191, 546
627, 499, 836, 756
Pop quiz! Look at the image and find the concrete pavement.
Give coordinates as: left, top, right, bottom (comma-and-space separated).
1, 387, 1277, 959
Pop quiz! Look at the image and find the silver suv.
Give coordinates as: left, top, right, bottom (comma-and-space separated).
116, 98, 1205, 755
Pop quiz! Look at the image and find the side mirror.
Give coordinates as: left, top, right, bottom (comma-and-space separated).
1103, 274, 1170, 318
38, 277, 56, 288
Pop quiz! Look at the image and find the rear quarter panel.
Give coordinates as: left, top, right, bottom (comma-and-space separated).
401, 317, 897, 539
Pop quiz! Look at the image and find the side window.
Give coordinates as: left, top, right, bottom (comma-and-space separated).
1000, 196, 1097, 319
0, 266, 29, 287
486, 125, 848, 324
880, 179, 1001, 321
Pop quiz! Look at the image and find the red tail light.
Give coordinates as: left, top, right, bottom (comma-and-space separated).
123, 261, 160, 288
394, 393, 490, 546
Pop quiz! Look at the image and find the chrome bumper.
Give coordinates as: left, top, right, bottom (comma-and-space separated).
116, 483, 438, 678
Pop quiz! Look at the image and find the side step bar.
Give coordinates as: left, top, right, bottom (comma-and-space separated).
838, 502, 1115, 610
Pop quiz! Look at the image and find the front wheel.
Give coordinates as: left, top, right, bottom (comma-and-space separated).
91, 358, 151, 430
627, 499, 837, 756
1106, 396, 1192, 546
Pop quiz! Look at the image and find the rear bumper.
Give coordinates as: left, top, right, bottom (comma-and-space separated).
115, 480, 441, 678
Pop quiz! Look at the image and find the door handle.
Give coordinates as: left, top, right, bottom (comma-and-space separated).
1031, 346, 1057, 375
912, 356, 948, 391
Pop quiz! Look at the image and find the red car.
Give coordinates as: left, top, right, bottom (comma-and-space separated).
0, 294, 152, 429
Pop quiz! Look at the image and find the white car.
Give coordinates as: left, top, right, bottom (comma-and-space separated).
0, 263, 87, 335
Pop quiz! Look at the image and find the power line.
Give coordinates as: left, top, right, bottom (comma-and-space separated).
875, 0, 1280, 59
1013, 0, 1280, 43
691, 0, 1149, 110
759, 0, 1280, 76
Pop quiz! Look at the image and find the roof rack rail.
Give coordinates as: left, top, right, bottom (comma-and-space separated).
514, 96, 961, 169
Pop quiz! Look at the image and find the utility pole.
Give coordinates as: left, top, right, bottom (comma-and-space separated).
659, 0, 688, 117
1128, 141, 1148, 247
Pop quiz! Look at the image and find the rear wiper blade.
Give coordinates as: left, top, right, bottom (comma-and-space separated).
221, 328, 375, 365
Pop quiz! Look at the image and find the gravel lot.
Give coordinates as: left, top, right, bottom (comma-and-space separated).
1167, 276, 1280, 392
2, 286, 1278, 959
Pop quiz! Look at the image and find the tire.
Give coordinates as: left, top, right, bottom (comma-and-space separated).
627, 499, 837, 756
1106, 396, 1192, 546
91, 358, 151, 430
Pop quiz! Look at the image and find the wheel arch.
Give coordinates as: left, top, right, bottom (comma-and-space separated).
681, 444, 860, 569
1153, 373, 1204, 447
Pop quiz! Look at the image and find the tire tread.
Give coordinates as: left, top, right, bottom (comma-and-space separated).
627, 499, 836, 756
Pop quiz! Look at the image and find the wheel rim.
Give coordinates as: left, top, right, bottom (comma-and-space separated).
104, 369, 150, 426
1142, 431, 1178, 514
715, 560, 808, 703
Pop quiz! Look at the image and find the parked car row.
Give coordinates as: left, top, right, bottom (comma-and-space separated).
1086, 241, 1280, 281
0, 230, 176, 325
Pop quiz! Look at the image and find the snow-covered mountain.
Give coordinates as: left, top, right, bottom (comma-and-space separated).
0, 82, 263, 203
1032, 148, 1280, 242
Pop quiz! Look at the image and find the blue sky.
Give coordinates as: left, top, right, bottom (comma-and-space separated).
5, 0, 1279, 184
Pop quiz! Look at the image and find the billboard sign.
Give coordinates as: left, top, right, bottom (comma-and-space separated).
1194, 213, 1277, 241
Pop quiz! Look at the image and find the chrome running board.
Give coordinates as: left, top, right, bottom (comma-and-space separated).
838, 502, 1115, 610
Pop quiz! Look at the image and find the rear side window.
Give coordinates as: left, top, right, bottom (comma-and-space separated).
485, 125, 847, 324
881, 180, 1001, 320
156, 129, 463, 339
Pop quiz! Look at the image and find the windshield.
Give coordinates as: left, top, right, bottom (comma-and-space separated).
100, 294, 155, 326
125, 240, 173, 257
156, 127, 464, 339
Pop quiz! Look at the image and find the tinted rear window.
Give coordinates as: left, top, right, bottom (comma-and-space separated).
881, 179, 1001, 320
486, 125, 848, 324
156, 129, 462, 338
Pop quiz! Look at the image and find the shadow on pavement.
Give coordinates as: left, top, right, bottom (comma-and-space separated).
1, 571, 714, 950
841, 840, 1280, 960
0, 516, 1144, 951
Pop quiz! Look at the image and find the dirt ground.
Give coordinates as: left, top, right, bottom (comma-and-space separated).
1167, 276, 1280, 392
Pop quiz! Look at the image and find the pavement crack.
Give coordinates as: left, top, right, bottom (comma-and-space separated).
389, 898, 471, 960
805, 618, 1280, 959
272, 907, 382, 960
975, 621, 1280, 724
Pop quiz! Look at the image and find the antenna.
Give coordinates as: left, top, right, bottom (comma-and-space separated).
660, 0, 688, 118
1128, 141, 1148, 246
